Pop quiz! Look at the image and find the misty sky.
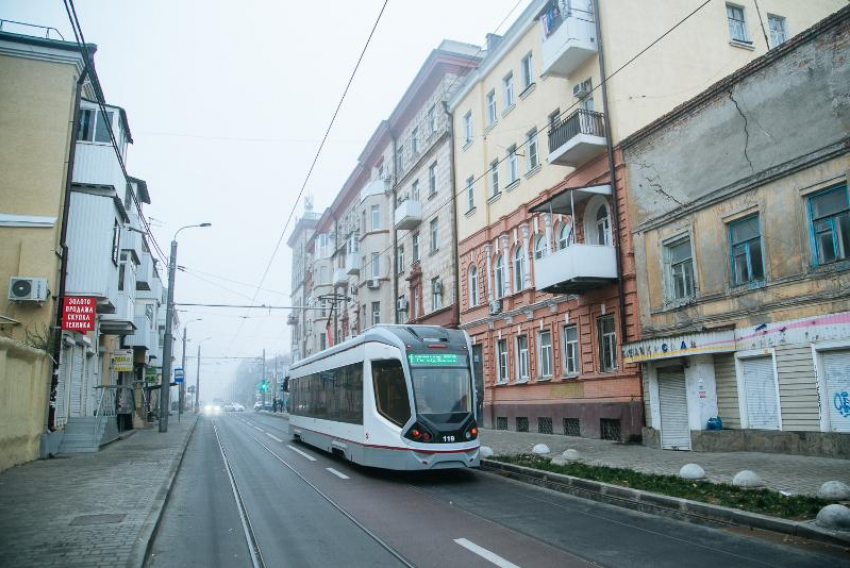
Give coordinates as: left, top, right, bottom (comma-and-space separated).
2, 0, 530, 400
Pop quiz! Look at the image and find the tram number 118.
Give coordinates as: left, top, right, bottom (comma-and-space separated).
442, 435, 455, 442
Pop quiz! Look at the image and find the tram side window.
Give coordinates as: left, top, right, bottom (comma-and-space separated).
290, 362, 363, 424
372, 359, 411, 427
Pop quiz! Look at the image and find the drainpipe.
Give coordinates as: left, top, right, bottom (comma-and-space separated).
390, 132, 399, 325
443, 101, 461, 328
48, 62, 89, 432
592, 0, 628, 346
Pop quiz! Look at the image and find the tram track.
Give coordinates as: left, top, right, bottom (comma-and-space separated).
228, 417, 415, 568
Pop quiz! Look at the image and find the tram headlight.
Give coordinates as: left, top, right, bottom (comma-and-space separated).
465, 425, 478, 440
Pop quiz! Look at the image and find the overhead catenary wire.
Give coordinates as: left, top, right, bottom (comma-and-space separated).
228, 0, 391, 350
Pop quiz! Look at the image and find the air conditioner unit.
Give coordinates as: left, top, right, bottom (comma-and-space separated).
8, 277, 49, 303
488, 299, 503, 315
368, 278, 380, 289
573, 80, 592, 99
397, 298, 409, 311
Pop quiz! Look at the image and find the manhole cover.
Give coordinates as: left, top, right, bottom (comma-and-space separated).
70, 513, 126, 526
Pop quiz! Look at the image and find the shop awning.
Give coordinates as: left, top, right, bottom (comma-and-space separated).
622, 329, 736, 365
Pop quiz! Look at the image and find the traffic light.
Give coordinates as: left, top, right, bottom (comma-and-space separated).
259, 380, 269, 392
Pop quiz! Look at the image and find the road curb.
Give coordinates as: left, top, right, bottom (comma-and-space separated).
129, 415, 200, 568
482, 459, 850, 548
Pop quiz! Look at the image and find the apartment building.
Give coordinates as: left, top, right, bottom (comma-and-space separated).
286, 201, 321, 361
449, 0, 844, 440
621, 7, 850, 456
0, 30, 90, 470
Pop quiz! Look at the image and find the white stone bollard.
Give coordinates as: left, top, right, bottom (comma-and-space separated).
732, 470, 765, 488
679, 464, 706, 480
552, 449, 580, 466
816, 481, 850, 501
815, 504, 850, 532
532, 443, 551, 455
480, 446, 494, 458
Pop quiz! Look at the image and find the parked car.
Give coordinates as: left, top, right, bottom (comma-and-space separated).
232, 402, 245, 412
223, 403, 235, 412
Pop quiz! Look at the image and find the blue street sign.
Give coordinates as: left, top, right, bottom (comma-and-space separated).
174, 367, 184, 384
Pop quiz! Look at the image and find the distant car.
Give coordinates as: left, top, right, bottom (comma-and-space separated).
232, 403, 245, 412
203, 403, 221, 415
253, 401, 263, 412
223, 403, 235, 412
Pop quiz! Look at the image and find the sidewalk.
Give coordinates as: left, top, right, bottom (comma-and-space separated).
0, 416, 197, 568
481, 429, 850, 496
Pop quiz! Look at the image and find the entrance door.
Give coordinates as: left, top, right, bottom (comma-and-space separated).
658, 366, 690, 450
742, 355, 780, 430
823, 349, 850, 433
472, 344, 484, 422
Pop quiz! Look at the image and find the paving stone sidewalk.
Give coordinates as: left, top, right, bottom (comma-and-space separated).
0, 416, 197, 568
481, 429, 850, 496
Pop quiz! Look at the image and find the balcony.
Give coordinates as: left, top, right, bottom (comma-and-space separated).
346, 253, 361, 275
540, 5, 597, 78
286, 313, 298, 326
548, 109, 606, 168
332, 268, 348, 286
136, 252, 153, 290
394, 199, 422, 230
125, 315, 153, 349
72, 142, 125, 192
534, 243, 617, 294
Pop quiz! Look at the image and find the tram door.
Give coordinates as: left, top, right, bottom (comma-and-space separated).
472, 345, 484, 421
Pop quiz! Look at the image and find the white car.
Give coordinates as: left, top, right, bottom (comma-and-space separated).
232, 402, 245, 412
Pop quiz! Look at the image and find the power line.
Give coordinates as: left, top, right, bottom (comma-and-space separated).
229, 0, 391, 350
177, 303, 327, 310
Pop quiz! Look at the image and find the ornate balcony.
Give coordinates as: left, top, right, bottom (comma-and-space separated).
548, 109, 606, 168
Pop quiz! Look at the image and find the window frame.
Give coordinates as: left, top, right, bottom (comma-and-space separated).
496, 338, 509, 384
371, 204, 380, 231
514, 246, 525, 290
521, 52, 534, 91
808, 185, 850, 267
538, 329, 553, 378
430, 218, 439, 253
486, 90, 497, 126
526, 129, 539, 171
372, 302, 381, 326
431, 277, 441, 311
767, 14, 787, 48
515, 334, 529, 382
728, 214, 766, 286
468, 265, 479, 307
494, 255, 505, 299
726, 3, 750, 44
664, 234, 696, 302
465, 176, 475, 213
597, 315, 618, 372
411, 127, 419, 155
503, 72, 515, 109
371, 252, 380, 279
411, 179, 420, 202
489, 160, 500, 197
428, 162, 437, 195
412, 232, 420, 263
507, 146, 518, 184
562, 324, 580, 376
397, 245, 404, 274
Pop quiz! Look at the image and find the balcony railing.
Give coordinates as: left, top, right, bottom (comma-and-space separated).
548, 109, 606, 167
534, 243, 617, 294
540, 1, 598, 78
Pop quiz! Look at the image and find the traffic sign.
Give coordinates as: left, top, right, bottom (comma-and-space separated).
174, 367, 184, 384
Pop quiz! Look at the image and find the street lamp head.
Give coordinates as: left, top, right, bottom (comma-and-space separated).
200, 222, 212, 227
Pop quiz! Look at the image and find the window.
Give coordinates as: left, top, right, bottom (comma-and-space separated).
563, 325, 579, 375
495, 255, 505, 299
397, 295, 407, 323
430, 218, 438, 253
427, 104, 437, 133
666, 237, 695, 300
371, 252, 380, 279
514, 246, 525, 290
412, 232, 420, 262
507, 146, 518, 184
361, 210, 367, 234
496, 339, 509, 383
526, 130, 539, 171
726, 4, 749, 43
372, 302, 380, 326
397, 245, 404, 274
468, 265, 479, 307
768, 14, 787, 47
538, 329, 553, 378
431, 277, 441, 310
486, 90, 497, 126
77, 108, 114, 143
465, 176, 475, 212
319, 333, 326, 352
558, 222, 573, 249
428, 162, 437, 195
592, 202, 611, 245
372, 359, 411, 426
395, 146, 404, 174
516, 335, 529, 381
503, 72, 515, 108
597, 315, 617, 372
412, 286, 420, 319
489, 160, 500, 197
111, 220, 120, 265
463, 111, 472, 145
729, 215, 765, 285
809, 185, 849, 265
534, 234, 547, 260
371, 204, 380, 231
521, 52, 534, 91
320, 265, 328, 285
411, 127, 419, 155
289, 362, 363, 424
118, 260, 126, 292
411, 180, 420, 202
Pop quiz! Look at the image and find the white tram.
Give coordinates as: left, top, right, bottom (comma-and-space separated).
285, 325, 480, 470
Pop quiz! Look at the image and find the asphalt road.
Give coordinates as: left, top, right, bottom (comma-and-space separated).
147, 414, 850, 568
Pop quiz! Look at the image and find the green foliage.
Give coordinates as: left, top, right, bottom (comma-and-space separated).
493, 454, 829, 521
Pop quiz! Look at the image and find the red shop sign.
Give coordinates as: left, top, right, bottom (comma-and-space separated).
62, 296, 97, 332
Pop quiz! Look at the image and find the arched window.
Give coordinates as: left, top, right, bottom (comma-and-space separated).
468, 265, 479, 307
596, 205, 611, 246
494, 255, 505, 299
533, 235, 547, 259
558, 221, 574, 249
514, 246, 525, 290
584, 197, 612, 246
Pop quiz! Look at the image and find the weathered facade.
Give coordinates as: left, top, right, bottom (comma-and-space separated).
287, 202, 321, 362
622, 7, 850, 456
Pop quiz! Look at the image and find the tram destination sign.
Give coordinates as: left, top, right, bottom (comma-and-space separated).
407, 353, 466, 367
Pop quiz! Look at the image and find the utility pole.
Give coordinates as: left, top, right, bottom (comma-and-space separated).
180, 330, 186, 423
261, 349, 266, 407
195, 343, 201, 412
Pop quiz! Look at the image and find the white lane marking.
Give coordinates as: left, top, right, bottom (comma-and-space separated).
287, 444, 317, 462
253, 426, 263, 432
326, 468, 350, 480
454, 539, 520, 568
266, 432, 283, 443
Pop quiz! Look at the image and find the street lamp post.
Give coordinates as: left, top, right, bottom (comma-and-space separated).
180, 319, 202, 423
159, 222, 211, 433
195, 336, 211, 412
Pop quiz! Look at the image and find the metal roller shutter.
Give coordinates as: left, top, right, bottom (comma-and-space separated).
70, 345, 84, 417
658, 367, 690, 450
823, 350, 850, 433
742, 356, 779, 430
55, 347, 69, 428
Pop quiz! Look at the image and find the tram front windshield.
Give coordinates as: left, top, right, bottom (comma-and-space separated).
410, 367, 472, 418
